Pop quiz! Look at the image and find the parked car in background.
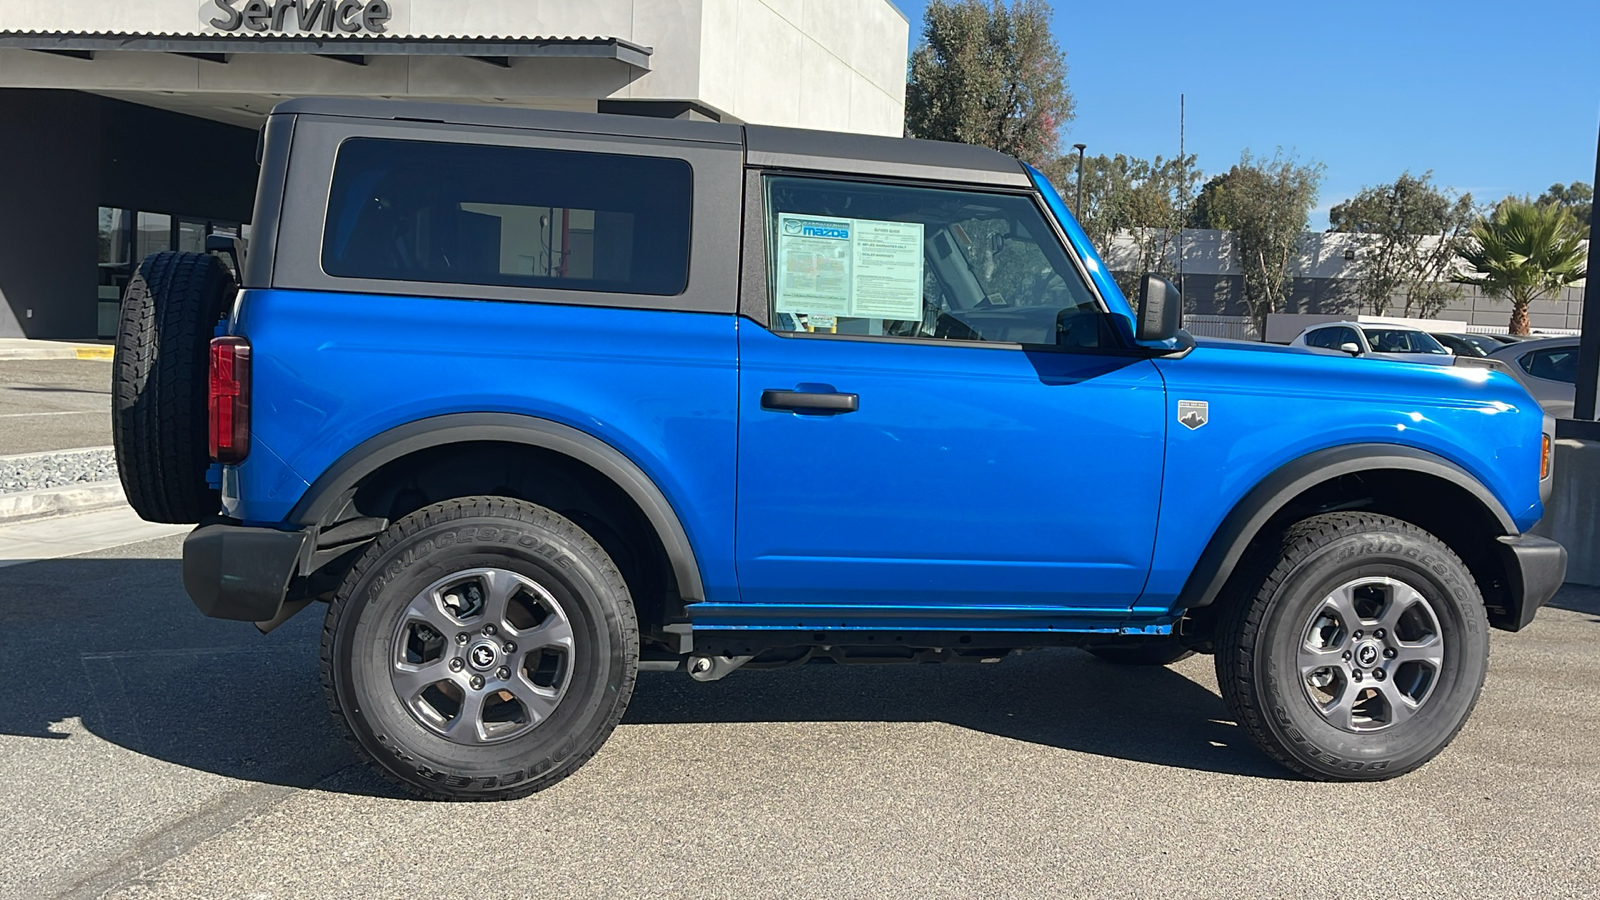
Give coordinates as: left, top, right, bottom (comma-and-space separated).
1487, 337, 1579, 417
1430, 332, 1503, 358
1290, 322, 1455, 365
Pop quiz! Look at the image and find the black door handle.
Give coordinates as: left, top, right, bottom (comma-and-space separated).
761, 389, 859, 413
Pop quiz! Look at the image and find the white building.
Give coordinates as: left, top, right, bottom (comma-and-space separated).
0, 0, 910, 337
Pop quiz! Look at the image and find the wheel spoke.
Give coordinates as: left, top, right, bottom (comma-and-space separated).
1320, 681, 1360, 731
1379, 582, 1426, 632
392, 660, 453, 701
444, 690, 489, 743
1392, 635, 1444, 669
523, 612, 575, 652
1377, 680, 1418, 727
1298, 642, 1344, 676
402, 590, 457, 634
477, 568, 520, 627
1322, 583, 1363, 629
506, 675, 562, 724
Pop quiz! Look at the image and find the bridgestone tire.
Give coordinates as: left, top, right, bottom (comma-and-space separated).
322, 497, 638, 801
1215, 512, 1489, 781
112, 251, 236, 523
1087, 640, 1195, 666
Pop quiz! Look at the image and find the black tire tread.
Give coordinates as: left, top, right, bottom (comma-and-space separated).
319, 495, 639, 802
1213, 511, 1487, 781
112, 251, 234, 523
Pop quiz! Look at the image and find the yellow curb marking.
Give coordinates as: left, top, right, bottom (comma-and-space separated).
74, 347, 114, 360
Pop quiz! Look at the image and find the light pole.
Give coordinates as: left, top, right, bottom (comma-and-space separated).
1072, 143, 1087, 215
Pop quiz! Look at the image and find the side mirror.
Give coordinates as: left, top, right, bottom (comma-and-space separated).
1137, 273, 1182, 342
1339, 342, 1361, 356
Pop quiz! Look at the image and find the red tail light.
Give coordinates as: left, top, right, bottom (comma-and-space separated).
209, 337, 251, 463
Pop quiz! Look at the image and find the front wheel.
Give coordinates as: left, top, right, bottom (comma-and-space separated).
321, 497, 638, 800
1215, 513, 1489, 781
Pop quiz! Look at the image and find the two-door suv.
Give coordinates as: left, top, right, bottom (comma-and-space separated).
112, 98, 1566, 800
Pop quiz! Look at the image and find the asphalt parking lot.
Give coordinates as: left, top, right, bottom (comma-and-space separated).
0, 360, 112, 455
2, 532, 1597, 900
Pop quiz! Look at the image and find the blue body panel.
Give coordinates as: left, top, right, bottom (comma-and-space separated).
725, 323, 1166, 627
227, 177, 1546, 635
226, 288, 742, 605
1132, 338, 1545, 616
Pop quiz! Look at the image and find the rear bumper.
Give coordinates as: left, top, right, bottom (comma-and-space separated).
1497, 533, 1567, 631
182, 522, 306, 622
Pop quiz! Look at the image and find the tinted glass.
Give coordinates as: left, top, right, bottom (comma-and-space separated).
1521, 347, 1579, 384
1361, 328, 1447, 354
1304, 328, 1335, 349
323, 138, 693, 296
765, 176, 1103, 348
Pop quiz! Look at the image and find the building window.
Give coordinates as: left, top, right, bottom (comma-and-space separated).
321, 138, 694, 296
136, 211, 173, 263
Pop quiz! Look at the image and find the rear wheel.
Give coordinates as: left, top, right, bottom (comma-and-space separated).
1215, 513, 1488, 780
112, 251, 235, 523
322, 496, 638, 800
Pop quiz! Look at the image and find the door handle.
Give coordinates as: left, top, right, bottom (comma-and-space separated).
761, 389, 859, 413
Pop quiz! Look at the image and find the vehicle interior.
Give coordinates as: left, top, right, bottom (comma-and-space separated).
766, 176, 1108, 348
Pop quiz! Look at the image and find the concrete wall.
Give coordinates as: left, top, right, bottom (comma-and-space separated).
697, 0, 908, 137
0, 90, 256, 339
0, 0, 910, 134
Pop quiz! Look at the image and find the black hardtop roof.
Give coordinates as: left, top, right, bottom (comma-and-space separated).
270, 97, 1031, 186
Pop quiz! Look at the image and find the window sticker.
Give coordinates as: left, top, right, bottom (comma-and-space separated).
774, 213, 924, 321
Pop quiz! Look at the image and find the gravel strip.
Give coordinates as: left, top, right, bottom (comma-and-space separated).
0, 447, 117, 493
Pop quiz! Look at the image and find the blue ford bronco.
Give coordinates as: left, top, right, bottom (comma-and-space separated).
111, 98, 1566, 800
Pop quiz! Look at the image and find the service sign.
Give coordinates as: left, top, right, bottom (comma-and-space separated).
204, 0, 393, 34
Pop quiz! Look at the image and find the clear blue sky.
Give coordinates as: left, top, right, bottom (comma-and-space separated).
890, 0, 1600, 228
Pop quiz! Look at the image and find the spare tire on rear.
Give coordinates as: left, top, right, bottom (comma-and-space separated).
112, 251, 236, 524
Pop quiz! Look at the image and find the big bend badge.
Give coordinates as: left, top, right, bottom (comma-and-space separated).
1178, 400, 1208, 430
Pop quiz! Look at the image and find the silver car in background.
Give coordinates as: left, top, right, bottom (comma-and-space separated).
1290, 321, 1456, 366
1486, 337, 1579, 417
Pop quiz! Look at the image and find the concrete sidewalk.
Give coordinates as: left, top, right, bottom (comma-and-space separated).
0, 337, 114, 360
0, 503, 186, 567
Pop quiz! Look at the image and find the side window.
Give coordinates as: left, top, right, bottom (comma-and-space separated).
1304, 328, 1334, 349
764, 176, 1105, 348
1522, 348, 1579, 384
1333, 327, 1361, 349
322, 138, 693, 296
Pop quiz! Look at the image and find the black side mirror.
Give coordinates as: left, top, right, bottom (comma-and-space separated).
1137, 273, 1182, 342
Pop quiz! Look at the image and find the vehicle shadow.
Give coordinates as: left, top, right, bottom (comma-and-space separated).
1547, 583, 1600, 621
0, 555, 1291, 798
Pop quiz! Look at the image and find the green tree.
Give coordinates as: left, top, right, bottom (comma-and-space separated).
1535, 182, 1593, 236
905, 0, 1073, 167
1193, 151, 1324, 332
1059, 152, 1199, 291
1456, 200, 1587, 335
1328, 172, 1476, 318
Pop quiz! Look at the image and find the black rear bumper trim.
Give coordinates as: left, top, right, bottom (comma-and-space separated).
182, 523, 307, 622
1496, 533, 1567, 631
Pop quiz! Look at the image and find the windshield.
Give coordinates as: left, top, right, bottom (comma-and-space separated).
1361, 328, 1449, 355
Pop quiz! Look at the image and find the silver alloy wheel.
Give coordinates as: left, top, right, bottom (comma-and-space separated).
390, 567, 575, 744
1298, 576, 1444, 732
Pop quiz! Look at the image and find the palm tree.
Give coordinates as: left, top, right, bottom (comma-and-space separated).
1456, 201, 1587, 334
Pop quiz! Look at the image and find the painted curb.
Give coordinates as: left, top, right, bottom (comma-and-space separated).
0, 481, 127, 522
0, 346, 113, 361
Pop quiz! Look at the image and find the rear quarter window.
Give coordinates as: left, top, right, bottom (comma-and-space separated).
321, 138, 693, 296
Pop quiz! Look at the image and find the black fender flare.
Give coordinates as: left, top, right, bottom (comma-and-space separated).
1176, 443, 1517, 610
288, 412, 706, 602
